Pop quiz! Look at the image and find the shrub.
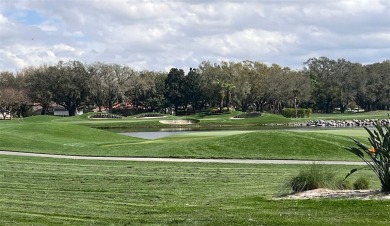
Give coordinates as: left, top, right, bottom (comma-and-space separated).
290, 164, 334, 192
208, 107, 221, 114
353, 176, 370, 190
282, 108, 312, 118
335, 178, 353, 190
305, 108, 312, 117
233, 112, 261, 119
345, 121, 390, 192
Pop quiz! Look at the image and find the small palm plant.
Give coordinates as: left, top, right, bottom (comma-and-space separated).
346, 121, 390, 192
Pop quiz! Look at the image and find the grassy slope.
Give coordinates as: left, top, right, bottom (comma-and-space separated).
113, 130, 363, 160
0, 111, 386, 159
0, 155, 388, 226
0, 116, 366, 160
0, 116, 142, 155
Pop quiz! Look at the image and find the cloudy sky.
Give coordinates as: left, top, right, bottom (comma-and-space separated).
0, 0, 389, 72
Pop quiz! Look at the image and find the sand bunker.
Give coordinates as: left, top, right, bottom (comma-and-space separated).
159, 119, 199, 125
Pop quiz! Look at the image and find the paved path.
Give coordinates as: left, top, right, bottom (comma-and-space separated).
0, 150, 365, 165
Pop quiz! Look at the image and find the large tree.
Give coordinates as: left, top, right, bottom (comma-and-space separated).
357, 60, 390, 111
88, 63, 133, 113
184, 68, 205, 112
23, 65, 53, 115
50, 61, 91, 116
164, 68, 186, 115
305, 57, 348, 113
0, 71, 31, 118
128, 70, 167, 112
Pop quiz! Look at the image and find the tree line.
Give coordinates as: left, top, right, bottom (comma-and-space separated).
0, 56, 389, 118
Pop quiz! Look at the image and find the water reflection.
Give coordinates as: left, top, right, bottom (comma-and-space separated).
120, 131, 196, 139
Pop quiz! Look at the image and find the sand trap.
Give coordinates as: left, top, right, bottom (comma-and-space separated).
159, 119, 199, 125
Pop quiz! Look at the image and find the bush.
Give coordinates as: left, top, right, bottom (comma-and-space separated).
335, 178, 353, 190
353, 176, 370, 190
290, 164, 334, 192
282, 108, 312, 118
304, 108, 312, 117
233, 112, 261, 119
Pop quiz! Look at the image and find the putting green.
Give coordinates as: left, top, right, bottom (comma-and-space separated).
171, 130, 256, 137
293, 128, 368, 138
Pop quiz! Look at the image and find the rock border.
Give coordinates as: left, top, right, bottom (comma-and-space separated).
289, 119, 390, 127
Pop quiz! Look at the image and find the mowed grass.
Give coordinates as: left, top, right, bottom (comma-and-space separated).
0, 120, 142, 155
0, 155, 388, 226
0, 116, 367, 160
121, 130, 364, 160
52, 110, 390, 128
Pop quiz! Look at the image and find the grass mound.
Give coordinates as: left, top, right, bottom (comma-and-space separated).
0, 122, 141, 155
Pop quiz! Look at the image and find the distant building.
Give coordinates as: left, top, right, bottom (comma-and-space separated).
53, 108, 70, 117
0, 111, 12, 120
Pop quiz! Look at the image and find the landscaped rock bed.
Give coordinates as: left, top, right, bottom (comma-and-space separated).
275, 189, 390, 200
89, 113, 122, 119
136, 113, 166, 118
289, 119, 390, 127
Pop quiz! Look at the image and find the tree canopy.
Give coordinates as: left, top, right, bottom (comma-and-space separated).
0, 57, 388, 117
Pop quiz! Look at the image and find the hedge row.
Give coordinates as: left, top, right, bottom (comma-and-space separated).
282, 108, 312, 118
233, 112, 262, 119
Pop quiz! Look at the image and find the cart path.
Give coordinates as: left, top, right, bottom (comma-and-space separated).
0, 150, 365, 165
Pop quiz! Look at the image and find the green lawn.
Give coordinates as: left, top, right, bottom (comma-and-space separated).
0, 117, 368, 160
1, 112, 389, 225
0, 155, 388, 226
50, 110, 390, 128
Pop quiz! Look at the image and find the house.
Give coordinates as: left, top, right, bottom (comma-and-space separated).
53, 108, 69, 117
0, 111, 12, 120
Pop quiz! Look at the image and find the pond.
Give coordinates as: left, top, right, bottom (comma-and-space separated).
120, 131, 196, 139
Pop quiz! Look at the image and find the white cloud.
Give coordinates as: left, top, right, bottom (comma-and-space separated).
196, 29, 297, 58
0, 13, 10, 25
0, 0, 389, 72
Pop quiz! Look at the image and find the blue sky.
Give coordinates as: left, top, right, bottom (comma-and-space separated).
12, 9, 45, 25
0, 0, 389, 72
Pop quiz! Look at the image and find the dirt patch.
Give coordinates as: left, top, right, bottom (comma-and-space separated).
274, 189, 390, 200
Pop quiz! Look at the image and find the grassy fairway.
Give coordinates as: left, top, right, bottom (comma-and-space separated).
52, 110, 390, 128
123, 130, 362, 160
1, 113, 389, 225
0, 155, 388, 226
0, 116, 366, 160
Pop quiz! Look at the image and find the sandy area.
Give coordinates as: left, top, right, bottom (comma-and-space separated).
275, 189, 390, 200
159, 119, 199, 124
